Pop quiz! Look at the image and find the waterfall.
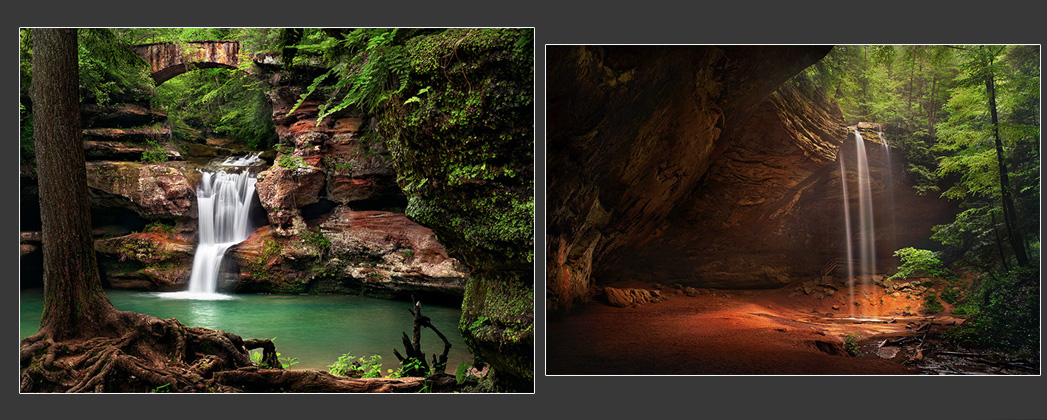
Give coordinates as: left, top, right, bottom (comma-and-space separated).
838, 153, 856, 318
165, 155, 261, 300
853, 130, 877, 317
218, 151, 264, 167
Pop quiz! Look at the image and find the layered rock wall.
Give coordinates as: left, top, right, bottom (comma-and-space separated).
546, 45, 832, 311
616, 77, 848, 288
547, 47, 957, 310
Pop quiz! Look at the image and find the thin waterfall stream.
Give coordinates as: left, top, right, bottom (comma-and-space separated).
838, 129, 889, 319
854, 130, 877, 317
838, 153, 856, 318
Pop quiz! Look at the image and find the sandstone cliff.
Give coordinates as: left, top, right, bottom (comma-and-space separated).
546, 47, 956, 313
546, 45, 833, 311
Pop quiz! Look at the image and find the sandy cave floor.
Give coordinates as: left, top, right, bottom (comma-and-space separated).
546, 279, 974, 375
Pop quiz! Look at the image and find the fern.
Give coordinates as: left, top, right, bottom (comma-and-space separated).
288, 29, 415, 123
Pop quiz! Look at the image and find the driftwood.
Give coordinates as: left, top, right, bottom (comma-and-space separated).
392, 296, 452, 377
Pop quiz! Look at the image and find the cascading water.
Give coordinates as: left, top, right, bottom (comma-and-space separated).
838, 153, 856, 318
852, 130, 877, 317
165, 154, 261, 300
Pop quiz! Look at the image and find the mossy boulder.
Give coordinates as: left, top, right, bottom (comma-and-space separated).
375, 28, 534, 389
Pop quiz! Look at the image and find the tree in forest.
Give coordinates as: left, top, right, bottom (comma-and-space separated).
21, 29, 278, 393
20, 28, 469, 393
28, 28, 121, 341
929, 45, 1039, 354
812, 44, 1038, 355
934, 45, 1033, 268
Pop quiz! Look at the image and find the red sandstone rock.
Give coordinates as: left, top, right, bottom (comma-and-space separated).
85, 161, 195, 218
94, 232, 195, 291
227, 210, 467, 298
255, 163, 326, 234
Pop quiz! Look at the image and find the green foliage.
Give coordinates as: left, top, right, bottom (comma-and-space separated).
246, 238, 281, 281
139, 140, 170, 164
922, 292, 943, 314
249, 347, 298, 369
19, 107, 34, 170
276, 152, 306, 169
844, 333, 861, 357
454, 361, 475, 385
75, 28, 155, 105
940, 285, 962, 305
945, 265, 1039, 354
154, 67, 277, 149
328, 352, 384, 378
143, 221, 175, 235
322, 156, 354, 173
299, 227, 331, 262
889, 247, 949, 280
398, 357, 427, 377
150, 383, 171, 393
279, 353, 299, 369
288, 28, 418, 121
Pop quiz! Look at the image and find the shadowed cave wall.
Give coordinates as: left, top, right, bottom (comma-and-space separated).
546, 45, 955, 312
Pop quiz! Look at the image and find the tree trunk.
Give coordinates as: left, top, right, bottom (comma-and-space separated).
985, 62, 1029, 267
30, 28, 120, 341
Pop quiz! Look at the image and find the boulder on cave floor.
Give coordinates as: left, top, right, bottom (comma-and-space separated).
602, 287, 666, 308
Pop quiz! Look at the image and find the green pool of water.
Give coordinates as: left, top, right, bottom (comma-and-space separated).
19, 289, 472, 372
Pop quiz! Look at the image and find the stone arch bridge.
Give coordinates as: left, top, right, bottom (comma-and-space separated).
133, 41, 242, 85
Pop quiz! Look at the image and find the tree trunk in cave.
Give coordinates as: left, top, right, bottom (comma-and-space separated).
30, 28, 121, 341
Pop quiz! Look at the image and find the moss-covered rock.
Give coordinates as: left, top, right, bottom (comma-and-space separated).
94, 231, 194, 291
375, 28, 534, 389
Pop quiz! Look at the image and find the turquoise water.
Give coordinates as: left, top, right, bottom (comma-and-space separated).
19, 289, 472, 372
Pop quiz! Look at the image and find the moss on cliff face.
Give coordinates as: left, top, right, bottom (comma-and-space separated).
375, 28, 535, 389
259, 28, 534, 389
381, 28, 534, 271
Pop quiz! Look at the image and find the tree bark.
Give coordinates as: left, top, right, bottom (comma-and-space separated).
30, 28, 120, 341
984, 56, 1029, 267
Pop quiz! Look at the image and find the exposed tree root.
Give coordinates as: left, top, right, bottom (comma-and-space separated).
214, 369, 458, 393
20, 309, 451, 393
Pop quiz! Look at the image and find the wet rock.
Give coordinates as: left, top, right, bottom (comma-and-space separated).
83, 141, 182, 162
